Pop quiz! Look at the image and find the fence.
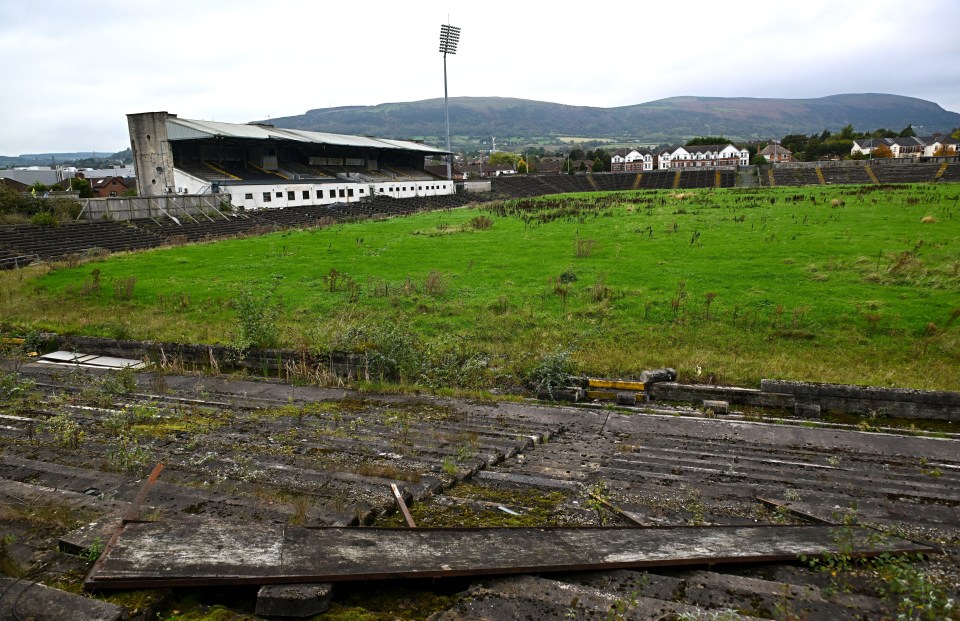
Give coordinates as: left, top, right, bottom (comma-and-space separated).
78, 195, 232, 222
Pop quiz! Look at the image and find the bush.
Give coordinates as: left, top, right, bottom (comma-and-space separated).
31, 211, 58, 226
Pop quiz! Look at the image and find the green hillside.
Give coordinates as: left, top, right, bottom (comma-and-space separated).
265, 94, 960, 145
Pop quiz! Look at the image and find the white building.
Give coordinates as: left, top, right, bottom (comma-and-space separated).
657, 144, 748, 170
610, 148, 655, 172
851, 135, 958, 158
127, 112, 454, 210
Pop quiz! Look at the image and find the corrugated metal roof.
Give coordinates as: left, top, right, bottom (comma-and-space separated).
167, 117, 447, 154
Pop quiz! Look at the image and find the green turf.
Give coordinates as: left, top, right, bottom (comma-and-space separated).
5, 184, 959, 390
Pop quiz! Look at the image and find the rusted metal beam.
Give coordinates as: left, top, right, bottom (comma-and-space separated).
84, 522, 933, 590
86, 463, 164, 582
757, 497, 839, 525
391, 484, 417, 528
589, 492, 654, 527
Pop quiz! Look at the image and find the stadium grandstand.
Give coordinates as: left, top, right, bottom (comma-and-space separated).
127, 112, 454, 211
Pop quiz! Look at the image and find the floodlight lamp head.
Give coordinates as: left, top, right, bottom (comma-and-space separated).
439, 24, 460, 55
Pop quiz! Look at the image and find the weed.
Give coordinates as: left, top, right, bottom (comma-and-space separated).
685, 488, 706, 525
232, 287, 280, 350
42, 411, 85, 448
441, 457, 457, 476
575, 237, 596, 258
113, 276, 137, 301
84, 537, 104, 562
470, 215, 493, 230
107, 433, 151, 473
529, 348, 574, 398
424, 270, 446, 297
584, 480, 610, 525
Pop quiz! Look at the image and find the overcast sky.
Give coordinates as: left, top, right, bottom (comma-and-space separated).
2, 0, 958, 155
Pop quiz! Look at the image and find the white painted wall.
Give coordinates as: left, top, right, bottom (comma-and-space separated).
173, 169, 455, 210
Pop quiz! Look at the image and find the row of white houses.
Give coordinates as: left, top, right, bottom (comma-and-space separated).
851, 135, 958, 158
611, 144, 750, 172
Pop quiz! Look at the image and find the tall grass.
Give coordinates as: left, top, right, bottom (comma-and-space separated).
3, 184, 958, 390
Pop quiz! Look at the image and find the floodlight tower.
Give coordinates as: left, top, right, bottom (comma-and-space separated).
439, 23, 460, 180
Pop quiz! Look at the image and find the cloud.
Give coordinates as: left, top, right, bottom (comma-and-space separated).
0, 0, 957, 154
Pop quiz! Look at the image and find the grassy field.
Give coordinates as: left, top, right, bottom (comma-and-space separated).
2, 183, 959, 390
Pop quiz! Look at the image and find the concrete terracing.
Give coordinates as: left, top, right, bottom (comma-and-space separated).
1, 363, 958, 619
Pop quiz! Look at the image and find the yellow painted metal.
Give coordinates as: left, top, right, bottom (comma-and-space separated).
586, 390, 619, 400
588, 378, 645, 391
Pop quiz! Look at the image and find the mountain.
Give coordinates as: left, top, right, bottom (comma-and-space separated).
264, 94, 960, 145
0, 149, 133, 169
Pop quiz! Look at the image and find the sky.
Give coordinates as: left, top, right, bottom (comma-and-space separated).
1, 0, 958, 155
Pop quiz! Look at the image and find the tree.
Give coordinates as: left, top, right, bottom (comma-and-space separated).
898, 124, 917, 138
488, 152, 520, 167
686, 136, 729, 146
951, 127, 960, 141
752, 154, 768, 166
870, 128, 897, 138
872, 144, 894, 158
69, 177, 93, 198
568, 145, 585, 161
591, 158, 604, 173
838, 124, 856, 140
516, 158, 528, 174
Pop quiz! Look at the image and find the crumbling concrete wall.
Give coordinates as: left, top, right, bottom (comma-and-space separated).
648, 380, 959, 422
54, 335, 368, 379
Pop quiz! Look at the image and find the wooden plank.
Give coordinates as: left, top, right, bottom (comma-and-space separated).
84, 522, 932, 590
587, 378, 645, 391
391, 484, 417, 528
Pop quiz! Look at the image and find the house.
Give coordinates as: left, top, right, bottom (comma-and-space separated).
851, 135, 958, 158
610, 148, 655, 172
533, 158, 564, 174
658, 144, 748, 170
458, 163, 516, 179
91, 176, 134, 198
758, 141, 794, 163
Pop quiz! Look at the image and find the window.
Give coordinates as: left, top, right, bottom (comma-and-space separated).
302, 190, 309, 199
329, 189, 336, 198
347, 189, 354, 197
359, 189, 365, 194
276, 191, 283, 198
316, 190, 322, 198
263, 192, 272, 202
245, 193, 253, 200
338, 189, 345, 198
287, 191, 295, 200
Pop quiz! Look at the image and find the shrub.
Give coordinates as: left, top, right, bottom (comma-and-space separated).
31, 211, 57, 226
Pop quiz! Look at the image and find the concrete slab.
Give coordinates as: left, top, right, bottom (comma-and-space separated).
255, 583, 333, 617
40, 350, 98, 363
0, 577, 126, 621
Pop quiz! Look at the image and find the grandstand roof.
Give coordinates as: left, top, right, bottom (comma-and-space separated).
165, 116, 448, 155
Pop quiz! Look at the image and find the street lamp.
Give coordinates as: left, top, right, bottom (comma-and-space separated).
439, 23, 460, 181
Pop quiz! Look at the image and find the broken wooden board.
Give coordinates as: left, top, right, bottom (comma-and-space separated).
84, 522, 932, 590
